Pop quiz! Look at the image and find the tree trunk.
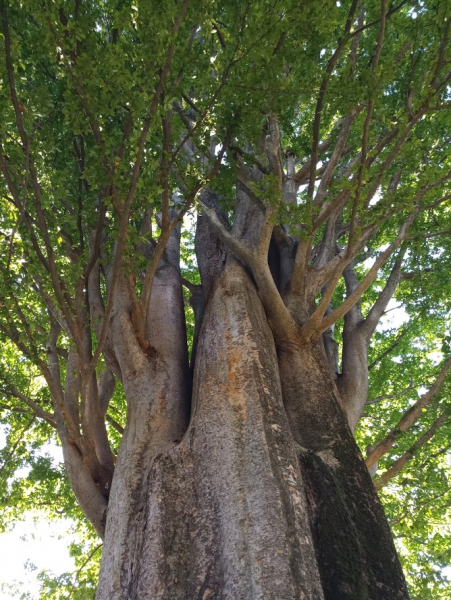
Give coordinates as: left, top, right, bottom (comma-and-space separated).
96, 259, 408, 600
278, 342, 408, 599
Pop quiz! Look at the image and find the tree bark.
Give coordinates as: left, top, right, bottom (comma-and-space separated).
278, 342, 409, 599
98, 261, 325, 599
96, 259, 408, 599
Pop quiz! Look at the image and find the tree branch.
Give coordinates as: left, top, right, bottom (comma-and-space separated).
366, 378, 415, 405
105, 414, 124, 436
373, 413, 448, 490
199, 198, 296, 342
366, 356, 451, 470
0, 415, 36, 476
138, 117, 237, 339
0, 385, 56, 427
307, 0, 359, 200
300, 210, 417, 341
89, 0, 190, 373
359, 246, 407, 339
348, 0, 387, 248
368, 324, 411, 370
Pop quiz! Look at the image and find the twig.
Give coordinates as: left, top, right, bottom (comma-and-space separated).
68, 544, 103, 599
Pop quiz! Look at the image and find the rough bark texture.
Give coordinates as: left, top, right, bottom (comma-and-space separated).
278, 343, 409, 599
95, 166, 410, 599
98, 261, 325, 599
97, 259, 408, 599
5, 4, 451, 598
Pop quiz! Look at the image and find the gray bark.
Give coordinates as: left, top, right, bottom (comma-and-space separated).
96, 258, 409, 599
98, 261, 324, 599
95, 171, 409, 599
98, 226, 190, 597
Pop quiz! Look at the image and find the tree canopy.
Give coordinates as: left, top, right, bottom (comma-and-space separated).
0, 0, 450, 598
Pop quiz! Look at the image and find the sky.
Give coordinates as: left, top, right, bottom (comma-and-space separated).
0, 432, 80, 599
0, 517, 78, 599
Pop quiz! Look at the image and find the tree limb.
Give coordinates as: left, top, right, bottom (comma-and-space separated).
366, 356, 451, 470
0, 385, 56, 427
300, 210, 417, 341
373, 413, 448, 490
359, 246, 407, 339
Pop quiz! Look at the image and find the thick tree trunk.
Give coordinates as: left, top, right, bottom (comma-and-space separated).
96, 259, 408, 599
98, 261, 323, 599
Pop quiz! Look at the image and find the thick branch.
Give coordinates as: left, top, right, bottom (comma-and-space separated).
105, 414, 124, 435
138, 118, 237, 337
199, 201, 297, 342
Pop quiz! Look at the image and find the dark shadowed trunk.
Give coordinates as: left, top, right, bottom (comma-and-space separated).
278, 343, 408, 599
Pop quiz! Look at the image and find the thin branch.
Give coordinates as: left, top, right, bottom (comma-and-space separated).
2, 5, 81, 347
368, 325, 411, 370
0, 386, 56, 427
390, 489, 450, 526
409, 227, 451, 241
314, 109, 360, 208
48, 14, 107, 161
89, 0, 191, 374
68, 544, 103, 600
1, 3, 28, 144
366, 378, 415, 405
301, 210, 417, 340
350, 0, 408, 38
366, 356, 451, 470
374, 413, 448, 490
294, 118, 347, 184
359, 245, 407, 338
6, 143, 29, 271
83, 202, 107, 281
349, 0, 387, 249
0, 415, 36, 476
307, 0, 359, 200
312, 124, 401, 233
418, 442, 451, 470
181, 277, 201, 294
171, 6, 288, 164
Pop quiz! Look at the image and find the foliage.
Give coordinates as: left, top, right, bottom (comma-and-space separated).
0, 0, 450, 596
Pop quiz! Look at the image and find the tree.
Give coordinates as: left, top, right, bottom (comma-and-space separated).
0, 0, 450, 598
